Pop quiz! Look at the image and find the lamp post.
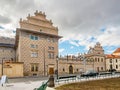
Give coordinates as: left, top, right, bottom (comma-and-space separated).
2, 58, 5, 76
56, 55, 59, 79
83, 57, 87, 73
92, 58, 94, 71
90, 58, 94, 71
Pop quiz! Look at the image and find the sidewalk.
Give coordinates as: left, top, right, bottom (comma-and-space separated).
0, 80, 55, 90
0, 80, 45, 90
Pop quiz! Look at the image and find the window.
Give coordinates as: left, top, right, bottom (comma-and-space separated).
30, 35, 39, 40
31, 51, 38, 57
98, 58, 99, 62
30, 35, 34, 40
35, 36, 38, 40
110, 59, 112, 63
101, 58, 103, 62
48, 52, 54, 59
47, 38, 50, 42
95, 58, 97, 62
116, 65, 118, 69
101, 67, 103, 71
63, 68, 65, 72
31, 44, 38, 48
48, 46, 54, 50
116, 59, 118, 63
31, 64, 38, 72
51, 38, 55, 42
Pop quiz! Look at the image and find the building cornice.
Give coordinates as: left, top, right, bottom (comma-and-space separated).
20, 19, 57, 30
17, 28, 62, 38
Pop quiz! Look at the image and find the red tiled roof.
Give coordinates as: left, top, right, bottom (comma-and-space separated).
106, 54, 120, 58
113, 48, 120, 53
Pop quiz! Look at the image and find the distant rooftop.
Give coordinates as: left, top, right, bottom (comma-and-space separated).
0, 43, 14, 48
0, 36, 15, 44
113, 48, 120, 53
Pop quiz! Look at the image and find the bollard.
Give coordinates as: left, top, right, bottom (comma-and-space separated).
48, 75, 54, 87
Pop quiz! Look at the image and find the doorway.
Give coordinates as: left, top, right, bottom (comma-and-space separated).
69, 65, 73, 74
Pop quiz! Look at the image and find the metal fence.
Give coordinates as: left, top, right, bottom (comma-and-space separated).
55, 73, 120, 85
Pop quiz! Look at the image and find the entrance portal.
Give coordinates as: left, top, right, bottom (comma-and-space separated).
69, 65, 73, 74
49, 67, 54, 75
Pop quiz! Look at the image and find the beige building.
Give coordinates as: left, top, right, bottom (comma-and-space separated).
0, 37, 15, 62
106, 48, 120, 72
15, 10, 61, 76
85, 42, 106, 72
58, 56, 93, 75
58, 42, 106, 75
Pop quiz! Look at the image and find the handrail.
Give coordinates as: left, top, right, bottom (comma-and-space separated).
34, 80, 49, 90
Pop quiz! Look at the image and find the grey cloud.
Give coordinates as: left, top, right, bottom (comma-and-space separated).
0, 0, 120, 39
0, 15, 11, 24
39, 0, 120, 37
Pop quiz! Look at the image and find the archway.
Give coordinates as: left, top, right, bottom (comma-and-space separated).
69, 65, 73, 74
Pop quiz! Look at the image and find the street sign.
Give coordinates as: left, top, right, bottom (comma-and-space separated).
0, 75, 8, 86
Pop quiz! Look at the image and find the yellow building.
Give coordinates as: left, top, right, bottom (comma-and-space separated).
0, 37, 23, 77
0, 62, 23, 77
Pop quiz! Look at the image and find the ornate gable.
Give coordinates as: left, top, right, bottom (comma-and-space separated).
19, 10, 58, 35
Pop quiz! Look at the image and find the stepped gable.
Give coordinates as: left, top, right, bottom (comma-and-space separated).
106, 54, 120, 58
87, 42, 104, 55
19, 10, 58, 35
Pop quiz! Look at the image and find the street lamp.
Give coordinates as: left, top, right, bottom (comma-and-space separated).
56, 55, 59, 79
2, 58, 5, 76
83, 56, 87, 73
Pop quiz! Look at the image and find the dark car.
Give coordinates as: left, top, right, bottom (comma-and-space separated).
108, 69, 116, 72
81, 70, 99, 77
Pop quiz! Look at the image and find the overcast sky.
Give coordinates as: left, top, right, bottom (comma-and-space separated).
0, 0, 120, 55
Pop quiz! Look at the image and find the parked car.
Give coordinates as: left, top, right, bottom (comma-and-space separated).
81, 70, 99, 77
108, 69, 116, 72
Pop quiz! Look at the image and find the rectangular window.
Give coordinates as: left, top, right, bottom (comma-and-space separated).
31, 51, 38, 57
116, 59, 117, 63
30, 35, 34, 40
31, 44, 38, 48
31, 64, 38, 72
47, 38, 50, 42
35, 36, 38, 40
98, 58, 99, 62
30, 35, 39, 40
110, 59, 112, 63
101, 58, 103, 62
51, 52, 54, 59
48, 46, 54, 50
48, 52, 54, 59
116, 65, 118, 69
51, 38, 55, 42
101, 67, 103, 71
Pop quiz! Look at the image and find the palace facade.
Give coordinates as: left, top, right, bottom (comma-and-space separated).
58, 42, 106, 75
